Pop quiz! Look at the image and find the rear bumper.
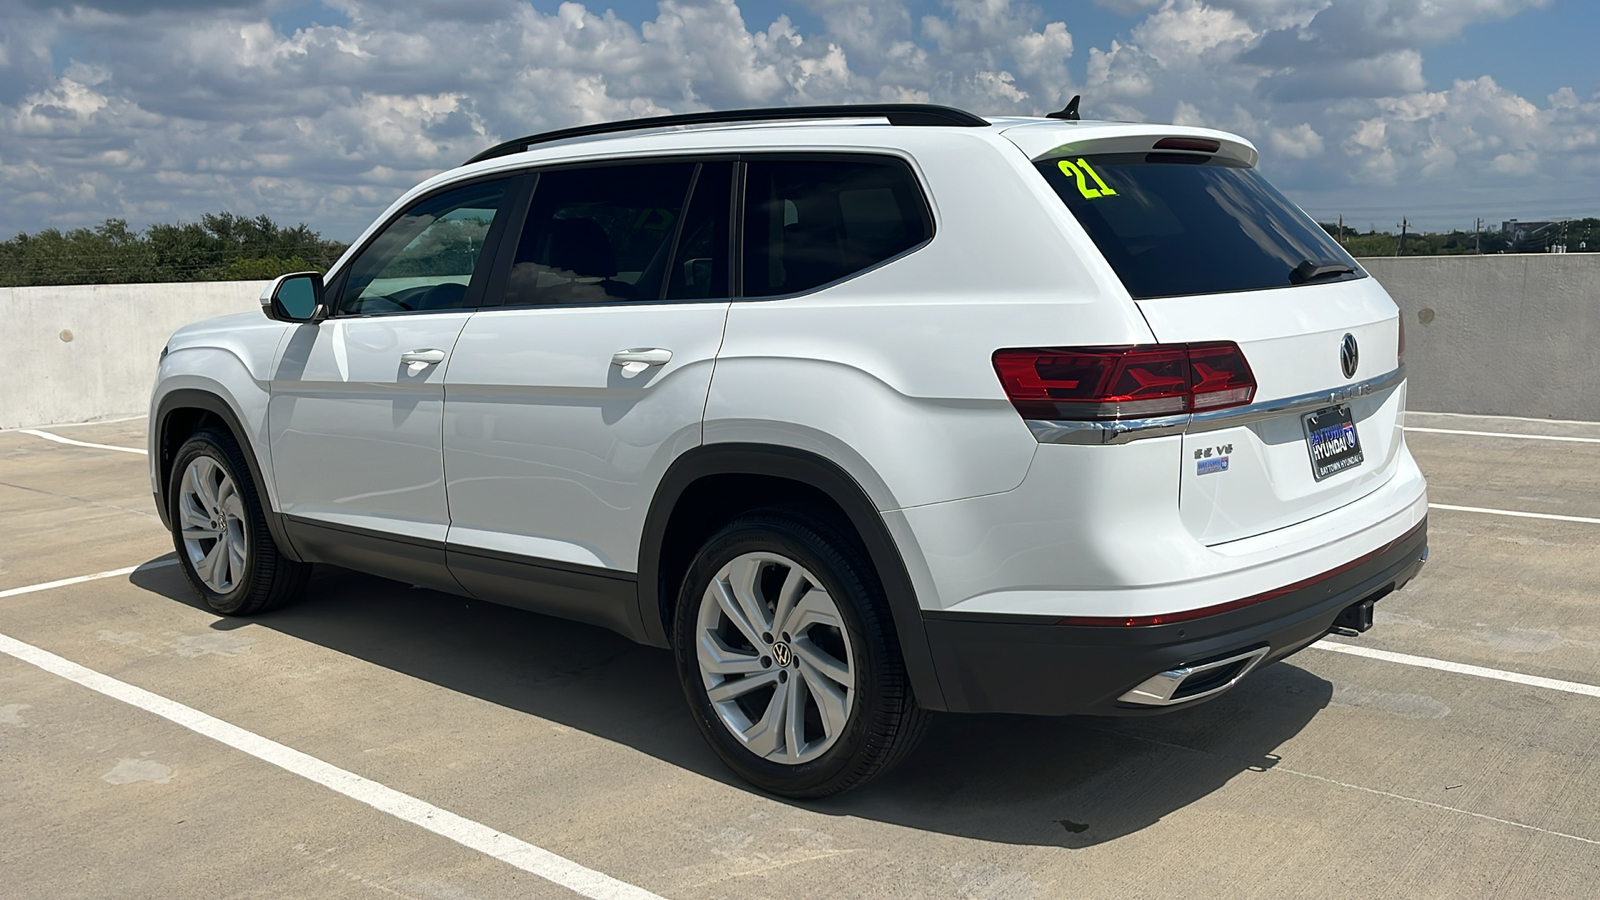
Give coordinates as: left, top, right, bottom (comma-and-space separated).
922, 518, 1427, 715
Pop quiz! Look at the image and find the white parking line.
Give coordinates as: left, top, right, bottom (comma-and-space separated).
0, 415, 148, 433
1406, 426, 1600, 444
1428, 503, 1600, 526
1407, 411, 1600, 427
1311, 641, 1600, 699
18, 429, 147, 455
0, 559, 178, 600
0, 628, 667, 900
1272, 766, 1600, 847
1100, 726, 1600, 847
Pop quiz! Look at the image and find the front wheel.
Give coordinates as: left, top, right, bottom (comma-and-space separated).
168, 428, 309, 616
673, 509, 927, 797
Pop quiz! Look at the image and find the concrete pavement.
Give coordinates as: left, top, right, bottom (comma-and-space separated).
1, 413, 1596, 898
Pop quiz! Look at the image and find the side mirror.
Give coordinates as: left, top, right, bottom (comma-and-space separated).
261, 272, 326, 322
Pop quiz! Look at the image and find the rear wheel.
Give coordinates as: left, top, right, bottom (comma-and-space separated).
673, 508, 927, 797
168, 429, 309, 616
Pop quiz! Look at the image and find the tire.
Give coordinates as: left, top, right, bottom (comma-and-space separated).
673, 507, 928, 798
168, 428, 310, 616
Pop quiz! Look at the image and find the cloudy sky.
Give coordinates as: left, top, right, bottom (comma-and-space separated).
3, 0, 1596, 240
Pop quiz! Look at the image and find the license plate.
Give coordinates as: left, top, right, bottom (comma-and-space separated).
1303, 405, 1363, 481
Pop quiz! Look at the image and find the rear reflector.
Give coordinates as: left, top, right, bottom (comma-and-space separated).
993, 343, 1256, 421
1153, 137, 1221, 152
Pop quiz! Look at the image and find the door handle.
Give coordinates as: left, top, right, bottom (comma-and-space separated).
611, 348, 672, 374
401, 348, 447, 374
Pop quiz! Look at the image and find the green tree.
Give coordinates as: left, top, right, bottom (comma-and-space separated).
0, 212, 346, 287
1343, 232, 1399, 257
218, 256, 318, 280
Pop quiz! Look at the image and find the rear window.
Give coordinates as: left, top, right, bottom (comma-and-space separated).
1035, 153, 1363, 300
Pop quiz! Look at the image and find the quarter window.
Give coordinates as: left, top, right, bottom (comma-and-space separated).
339, 179, 510, 315
741, 157, 930, 298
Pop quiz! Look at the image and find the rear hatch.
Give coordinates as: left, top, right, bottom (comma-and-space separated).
1011, 125, 1405, 545
1140, 281, 1403, 545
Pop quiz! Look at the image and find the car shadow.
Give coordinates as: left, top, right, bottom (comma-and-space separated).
132, 560, 1333, 849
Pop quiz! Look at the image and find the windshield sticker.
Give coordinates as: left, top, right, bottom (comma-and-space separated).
1058, 158, 1118, 200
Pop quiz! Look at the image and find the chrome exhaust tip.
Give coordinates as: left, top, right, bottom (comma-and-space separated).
1117, 646, 1271, 707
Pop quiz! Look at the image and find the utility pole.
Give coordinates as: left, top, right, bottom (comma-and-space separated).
1397, 217, 1409, 257
1338, 215, 1345, 247
1475, 217, 1482, 254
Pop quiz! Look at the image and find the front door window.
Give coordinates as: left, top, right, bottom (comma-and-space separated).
341, 179, 511, 315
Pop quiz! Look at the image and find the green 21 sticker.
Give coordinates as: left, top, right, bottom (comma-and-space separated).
1058, 158, 1117, 199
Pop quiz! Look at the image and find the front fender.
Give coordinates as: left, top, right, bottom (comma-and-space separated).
150, 334, 298, 560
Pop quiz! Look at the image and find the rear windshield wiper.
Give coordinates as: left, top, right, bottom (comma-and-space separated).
1290, 259, 1356, 284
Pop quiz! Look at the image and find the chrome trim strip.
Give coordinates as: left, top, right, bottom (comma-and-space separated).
1025, 415, 1189, 446
1189, 364, 1405, 433
1026, 366, 1405, 446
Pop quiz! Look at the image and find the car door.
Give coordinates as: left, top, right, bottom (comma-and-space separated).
269, 176, 519, 591
442, 160, 733, 636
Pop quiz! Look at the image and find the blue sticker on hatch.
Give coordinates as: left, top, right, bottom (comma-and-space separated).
1195, 443, 1233, 475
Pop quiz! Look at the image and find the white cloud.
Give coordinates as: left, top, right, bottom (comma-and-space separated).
1132, 0, 1256, 63
1087, 40, 1156, 99
1267, 122, 1324, 158
0, 0, 1593, 238
1240, 0, 1549, 98
1260, 48, 1427, 101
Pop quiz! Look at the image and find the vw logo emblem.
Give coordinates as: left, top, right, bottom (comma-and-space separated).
1339, 333, 1359, 379
771, 641, 794, 668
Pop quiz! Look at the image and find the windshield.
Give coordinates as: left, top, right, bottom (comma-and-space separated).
1035, 153, 1363, 300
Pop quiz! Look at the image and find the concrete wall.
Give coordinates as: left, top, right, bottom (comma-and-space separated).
1359, 254, 1600, 420
4, 255, 1598, 428
3, 281, 266, 429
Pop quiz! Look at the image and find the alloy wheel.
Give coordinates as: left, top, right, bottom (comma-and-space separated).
695, 551, 856, 765
177, 456, 248, 594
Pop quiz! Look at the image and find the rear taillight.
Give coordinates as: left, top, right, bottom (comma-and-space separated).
992, 343, 1257, 421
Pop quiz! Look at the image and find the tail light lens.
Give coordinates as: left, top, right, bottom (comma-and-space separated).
1187, 342, 1257, 410
992, 343, 1256, 421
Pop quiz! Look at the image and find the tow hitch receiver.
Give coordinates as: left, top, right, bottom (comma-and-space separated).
1332, 598, 1377, 636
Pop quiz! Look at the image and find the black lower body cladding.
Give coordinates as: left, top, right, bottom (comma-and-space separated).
921, 520, 1428, 716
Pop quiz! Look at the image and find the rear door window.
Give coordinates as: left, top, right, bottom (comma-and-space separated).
667, 162, 734, 301
741, 157, 931, 298
504, 162, 696, 306
1035, 153, 1363, 300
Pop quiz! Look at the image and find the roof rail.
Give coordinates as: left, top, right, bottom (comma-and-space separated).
464, 104, 990, 165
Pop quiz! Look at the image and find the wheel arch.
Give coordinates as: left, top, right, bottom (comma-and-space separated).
154, 388, 304, 563
638, 442, 948, 711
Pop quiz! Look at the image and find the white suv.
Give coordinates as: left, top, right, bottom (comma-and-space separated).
150, 103, 1428, 797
